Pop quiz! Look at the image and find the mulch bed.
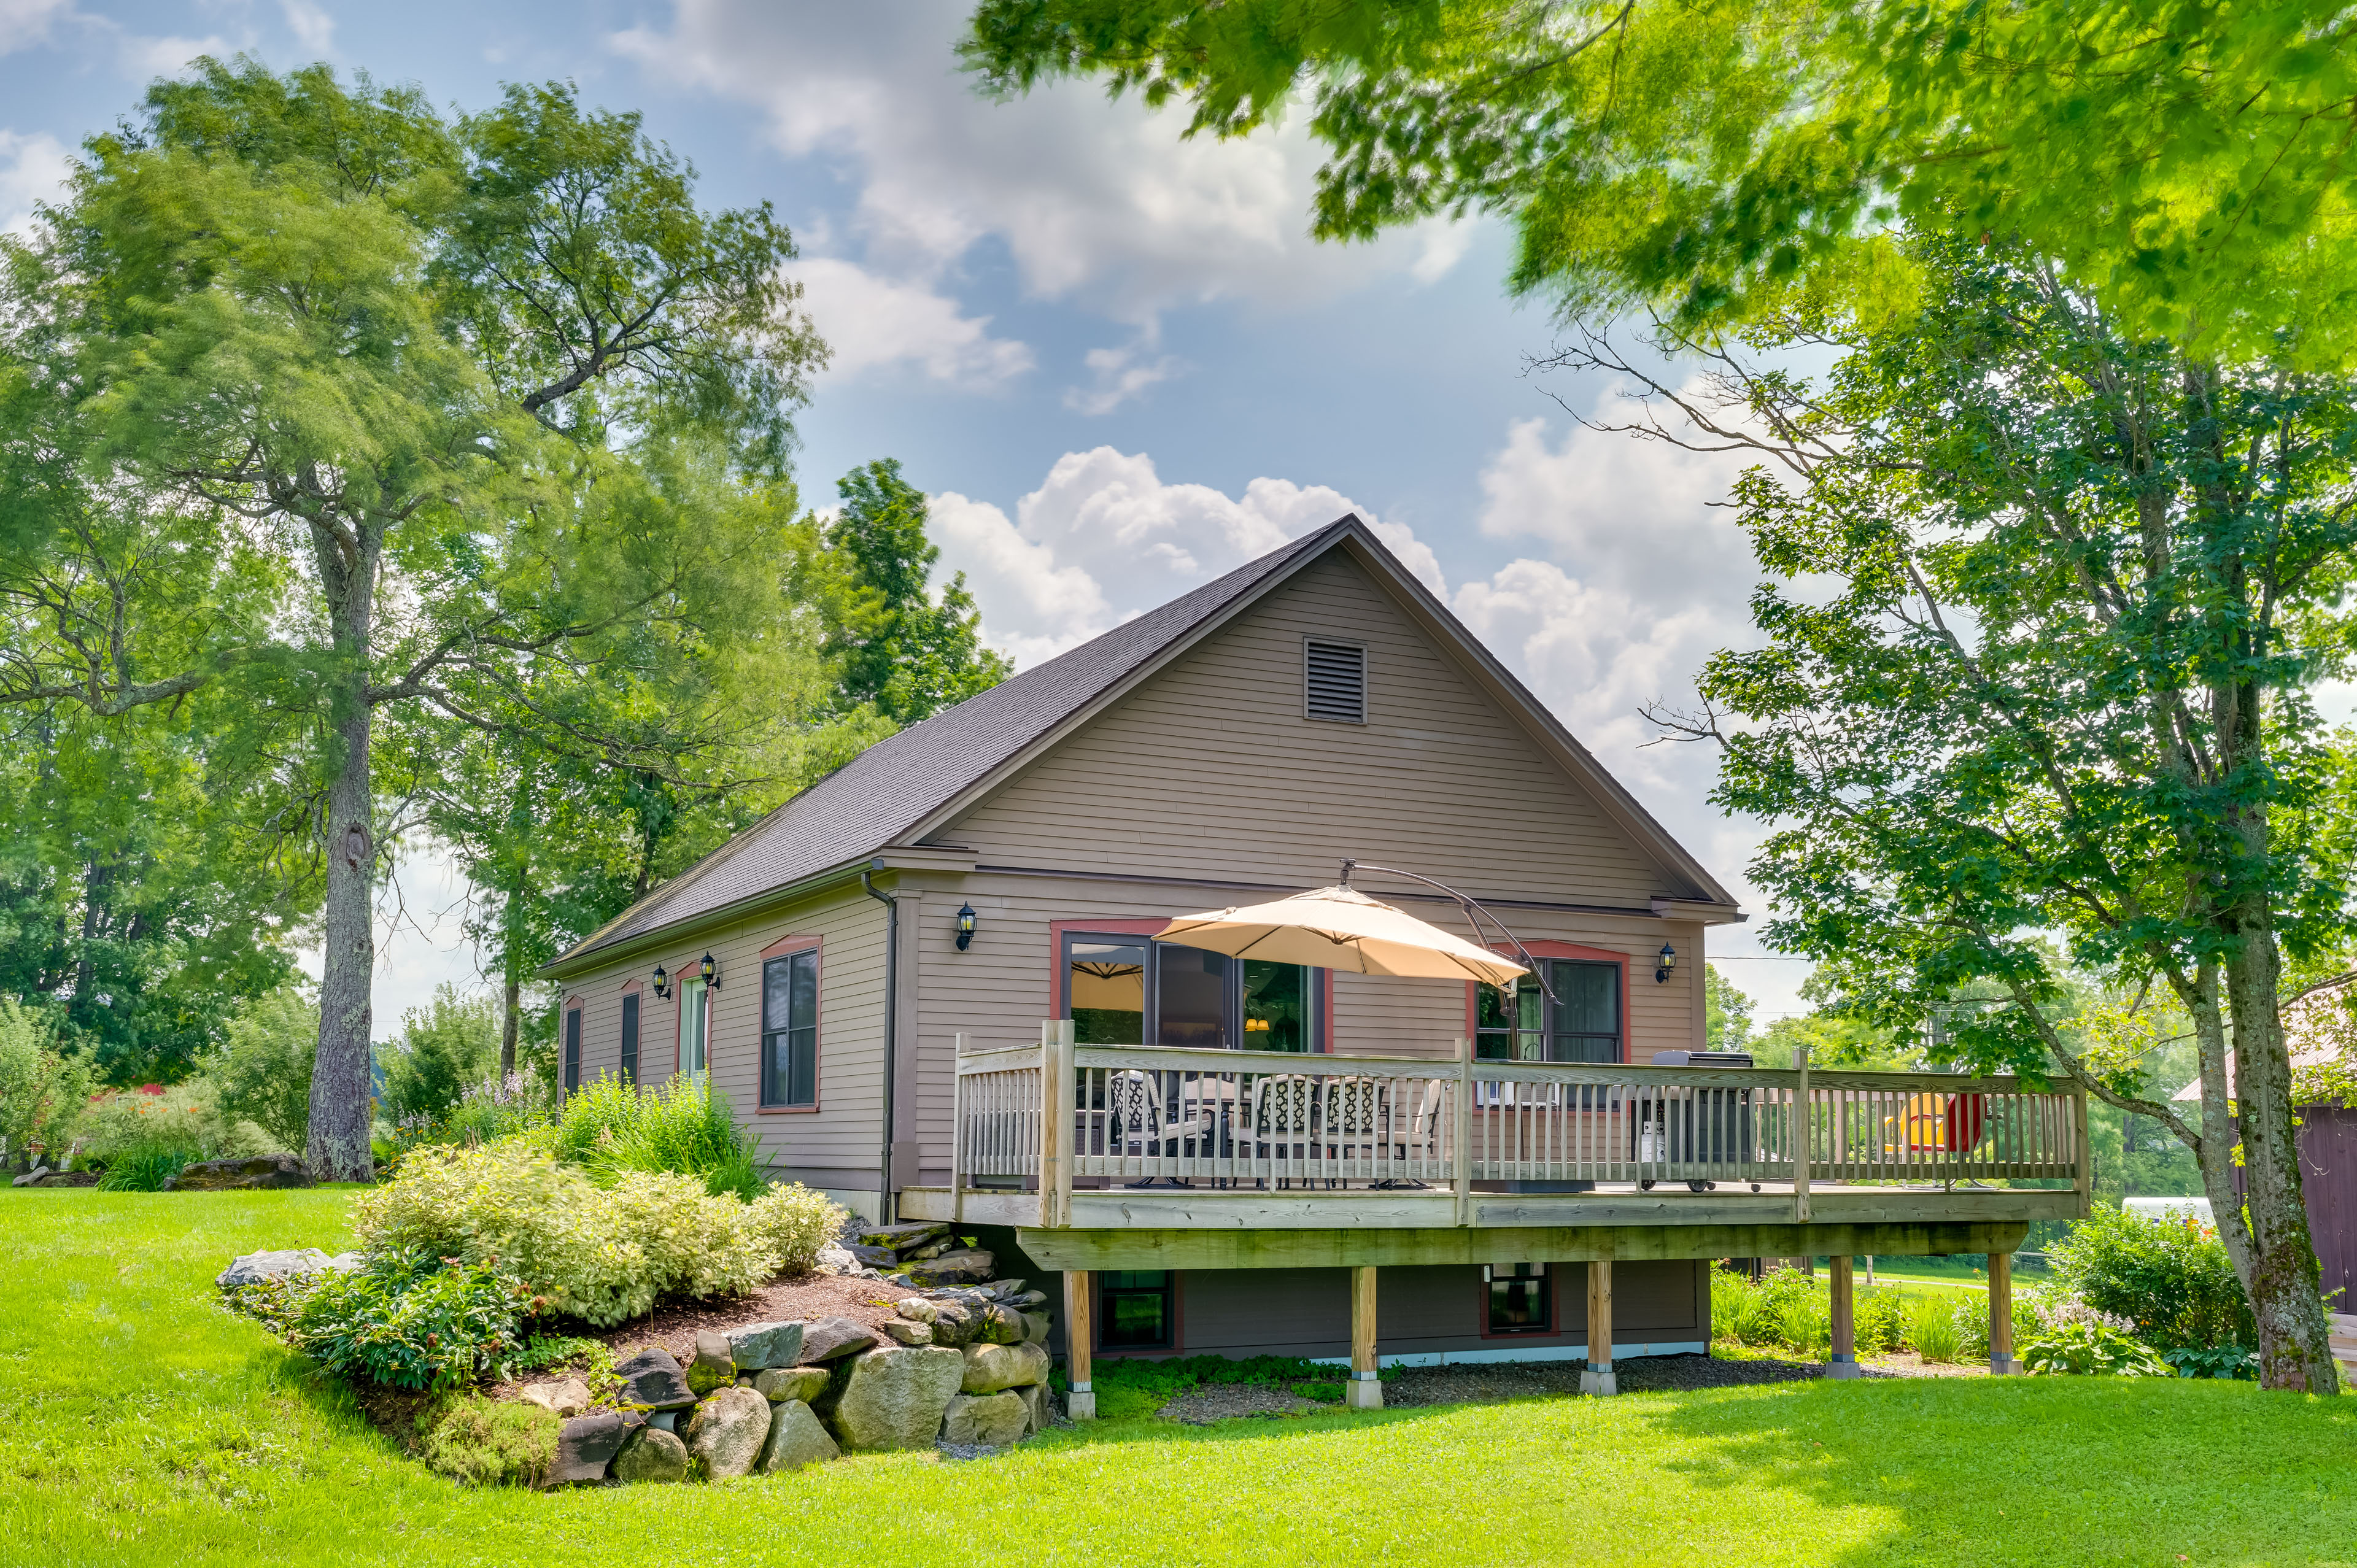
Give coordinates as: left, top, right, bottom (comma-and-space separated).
1158, 1383, 1331, 1424
592, 1269, 924, 1365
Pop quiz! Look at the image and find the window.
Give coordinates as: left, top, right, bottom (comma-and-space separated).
762, 948, 818, 1108
1476, 958, 1620, 1063
563, 1005, 582, 1092
619, 992, 640, 1088
1304, 638, 1367, 723
1099, 1270, 1175, 1349
1062, 932, 1321, 1051
680, 976, 708, 1084
1485, 1263, 1552, 1334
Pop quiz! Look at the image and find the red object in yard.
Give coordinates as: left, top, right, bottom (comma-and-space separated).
138, 1084, 164, 1095
1945, 1093, 1987, 1151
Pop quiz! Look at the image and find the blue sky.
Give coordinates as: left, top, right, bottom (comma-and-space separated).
0, 0, 1817, 1029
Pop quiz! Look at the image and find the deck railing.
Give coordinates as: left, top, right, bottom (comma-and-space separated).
952, 1025, 2087, 1225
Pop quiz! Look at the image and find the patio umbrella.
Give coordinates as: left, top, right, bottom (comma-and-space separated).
1155, 884, 1531, 987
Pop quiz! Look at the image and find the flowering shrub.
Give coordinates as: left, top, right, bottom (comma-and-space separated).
385, 1068, 562, 1158
79, 1082, 267, 1176
292, 1254, 540, 1391
352, 1137, 846, 1326
2049, 1206, 2253, 1349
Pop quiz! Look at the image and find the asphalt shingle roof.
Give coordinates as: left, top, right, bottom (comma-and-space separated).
557, 519, 1352, 964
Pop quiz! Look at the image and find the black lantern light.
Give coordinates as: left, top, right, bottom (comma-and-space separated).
1655, 943, 1677, 984
954, 902, 978, 951
699, 952, 718, 989
651, 965, 670, 1000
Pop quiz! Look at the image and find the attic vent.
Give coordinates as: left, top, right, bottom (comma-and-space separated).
1304, 639, 1368, 724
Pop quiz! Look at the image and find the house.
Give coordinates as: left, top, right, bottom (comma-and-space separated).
543, 517, 2086, 1405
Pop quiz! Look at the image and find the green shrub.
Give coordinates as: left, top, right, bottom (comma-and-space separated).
2048, 1206, 2253, 1349
292, 1253, 537, 1390
0, 999, 90, 1168
1951, 1294, 1991, 1361
1857, 1289, 1909, 1354
382, 986, 501, 1126
2022, 1319, 2173, 1377
79, 1082, 265, 1174
1907, 1296, 1964, 1363
1299, 1381, 1345, 1402
351, 1137, 845, 1326
206, 987, 317, 1154
96, 1139, 201, 1191
557, 1074, 764, 1199
2165, 1344, 2259, 1380
415, 1394, 560, 1486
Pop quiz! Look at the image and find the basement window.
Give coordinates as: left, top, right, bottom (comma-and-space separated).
1485, 1263, 1552, 1335
1304, 639, 1368, 724
1099, 1270, 1175, 1350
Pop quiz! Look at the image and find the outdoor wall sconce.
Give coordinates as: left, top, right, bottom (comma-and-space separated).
1655, 943, 1677, 984
699, 952, 719, 989
651, 965, 670, 1000
954, 902, 978, 951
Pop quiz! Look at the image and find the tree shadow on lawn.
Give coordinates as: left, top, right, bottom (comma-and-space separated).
1635, 1376, 2357, 1566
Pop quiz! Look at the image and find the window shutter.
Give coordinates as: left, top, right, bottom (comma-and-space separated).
1304, 639, 1368, 723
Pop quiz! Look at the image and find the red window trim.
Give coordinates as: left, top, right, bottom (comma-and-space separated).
1048, 917, 1331, 1053
1462, 941, 1633, 1064
1477, 1261, 1566, 1340
1092, 1268, 1185, 1356
756, 934, 824, 1114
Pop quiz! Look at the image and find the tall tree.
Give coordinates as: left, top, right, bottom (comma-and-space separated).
0, 63, 823, 1178
963, 0, 2357, 360
1611, 233, 2355, 1391
824, 460, 1011, 724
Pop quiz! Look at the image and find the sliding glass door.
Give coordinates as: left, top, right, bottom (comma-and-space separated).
1062, 932, 1320, 1051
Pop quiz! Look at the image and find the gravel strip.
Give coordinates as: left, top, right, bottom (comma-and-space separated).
1157, 1383, 1330, 1424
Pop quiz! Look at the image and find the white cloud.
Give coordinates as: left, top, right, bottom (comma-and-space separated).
611, 0, 1469, 325
0, 0, 71, 55
795, 256, 1033, 390
0, 129, 69, 237
1064, 337, 1179, 415
931, 447, 1438, 663
280, 0, 334, 57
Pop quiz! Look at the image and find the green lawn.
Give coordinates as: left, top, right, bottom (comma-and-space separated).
9, 1191, 2355, 1568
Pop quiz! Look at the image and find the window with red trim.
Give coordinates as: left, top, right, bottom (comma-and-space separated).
1474, 959, 1620, 1062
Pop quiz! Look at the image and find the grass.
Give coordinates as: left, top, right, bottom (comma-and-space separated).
9, 1192, 2357, 1568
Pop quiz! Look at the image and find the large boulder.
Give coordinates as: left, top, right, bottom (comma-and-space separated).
856, 1220, 948, 1251
215, 1249, 334, 1289
1015, 1382, 1048, 1435
726, 1320, 805, 1370
796, 1316, 880, 1364
757, 1400, 840, 1473
1023, 1311, 1052, 1345
975, 1303, 1029, 1345
10, 1166, 49, 1188
684, 1386, 772, 1479
751, 1366, 832, 1404
517, 1378, 591, 1418
827, 1346, 964, 1452
686, 1330, 736, 1396
897, 1249, 993, 1289
940, 1391, 1028, 1446
961, 1340, 1051, 1394
165, 1154, 312, 1192
612, 1426, 689, 1483
925, 1302, 978, 1348
614, 1349, 697, 1411
544, 1412, 632, 1487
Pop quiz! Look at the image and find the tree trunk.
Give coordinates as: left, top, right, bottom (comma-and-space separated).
500, 942, 520, 1078
307, 695, 377, 1182
2222, 929, 2341, 1392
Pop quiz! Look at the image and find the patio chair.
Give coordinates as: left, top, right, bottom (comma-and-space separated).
1108, 1070, 1210, 1188
1371, 1078, 1445, 1189
1247, 1073, 1318, 1188
1319, 1076, 1382, 1189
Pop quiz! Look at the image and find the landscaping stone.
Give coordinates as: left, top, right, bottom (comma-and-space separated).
613, 1426, 689, 1483
976, 1303, 1028, 1344
844, 1242, 902, 1268
856, 1220, 948, 1250
827, 1346, 964, 1451
544, 1412, 630, 1486
961, 1340, 1050, 1394
517, 1377, 592, 1417
726, 1320, 805, 1370
796, 1316, 880, 1363
687, 1330, 736, 1395
926, 1302, 977, 1348
905, 1238, 953, 1261
614, 1349, 697, 1410
1015, 1381, 1047, 1435
756, 1400, 840, 1473
648, 1411, 678, 1432
898, 1249, 994, 1288
894, 1298, 940, 1324
940, 1390, 1028, 1446
752, 1366, 832, 1404
880, 1318, 933, 1346
684, 1386, 772, 1478
215, 1248, 334, 1289
164, 1154, 312, 1191
10, 1166, 48, 1188
23, 1170, 99, 1187
1023, 1311, 1052, 1345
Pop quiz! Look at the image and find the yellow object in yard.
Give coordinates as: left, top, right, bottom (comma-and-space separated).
1887, 1093, 1987, 1154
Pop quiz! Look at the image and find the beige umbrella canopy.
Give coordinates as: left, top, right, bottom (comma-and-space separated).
1156, 884, 1531, 987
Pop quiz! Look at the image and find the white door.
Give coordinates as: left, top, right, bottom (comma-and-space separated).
680, 977, 708, 1086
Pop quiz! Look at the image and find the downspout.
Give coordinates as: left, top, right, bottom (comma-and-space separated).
861, 867, 898, 1224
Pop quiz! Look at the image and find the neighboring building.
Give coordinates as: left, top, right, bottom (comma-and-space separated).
544, 517, 2084, 1388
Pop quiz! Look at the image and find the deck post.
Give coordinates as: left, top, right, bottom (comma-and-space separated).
1063, 1268, 1095, 1419
950, 1033, 965, 1226
1043, 1019, 1075, 1229
1826, 1254, 1860, 1378
1453, 1037, 1474, 1226
1348, 1265, 1383, 1408
1581, 1258, 1616, 1395
1792, 1046, 1812, 1224
2071, 1089, 2093, 1219
1988, 1249, 2020, 1374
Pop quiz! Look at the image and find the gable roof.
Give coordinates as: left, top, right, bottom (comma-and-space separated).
547, 516, 1736, 973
